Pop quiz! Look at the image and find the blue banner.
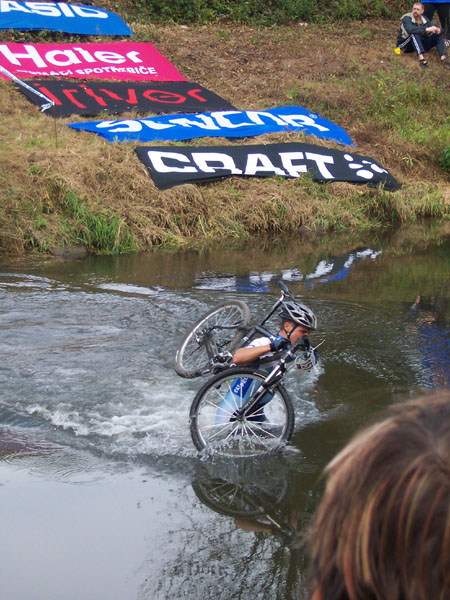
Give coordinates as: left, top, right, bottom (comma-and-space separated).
67, 106, 354, 146
0, 1, 133, 36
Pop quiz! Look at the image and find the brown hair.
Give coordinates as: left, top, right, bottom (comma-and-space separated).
306, 392, 450, 600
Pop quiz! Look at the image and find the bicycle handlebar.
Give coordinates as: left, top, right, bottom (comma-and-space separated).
277, 280, 296, 302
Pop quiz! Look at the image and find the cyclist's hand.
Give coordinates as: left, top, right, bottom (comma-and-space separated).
296, 350, 316, 371
270, 335, 291, 352
298, 337, 311, 351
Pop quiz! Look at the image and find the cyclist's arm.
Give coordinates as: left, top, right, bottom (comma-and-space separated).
233, 343, 271, 365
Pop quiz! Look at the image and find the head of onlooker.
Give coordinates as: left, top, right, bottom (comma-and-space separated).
306, 391, 450, 600
412, 2, 424, 23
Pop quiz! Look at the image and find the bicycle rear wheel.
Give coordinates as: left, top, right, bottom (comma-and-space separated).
189, 368, 294, 457
174, 300, 250, 378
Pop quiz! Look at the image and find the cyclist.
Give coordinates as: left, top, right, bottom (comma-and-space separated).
214, 301, 317, 425
232, 300, 317, 368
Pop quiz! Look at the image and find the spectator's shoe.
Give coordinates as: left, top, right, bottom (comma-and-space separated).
419, 59, 429, 68
445, 39, 450, 48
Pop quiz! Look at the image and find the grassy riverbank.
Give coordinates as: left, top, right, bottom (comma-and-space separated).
0, 2, 449, 256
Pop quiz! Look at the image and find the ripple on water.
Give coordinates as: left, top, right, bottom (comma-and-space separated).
0, 426, 112, 483
0, 269, 445, 463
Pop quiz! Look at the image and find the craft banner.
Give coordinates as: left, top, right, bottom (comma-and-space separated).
15, 80, 236, 117
67, 106, 354, 146
0, 1, 133, 36
134, 143, 400, 191
0, 42, 185, 81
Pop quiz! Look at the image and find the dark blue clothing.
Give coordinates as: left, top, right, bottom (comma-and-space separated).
397, 12, 447, 55
423, 2, 449, 38
399, 31, 447, 55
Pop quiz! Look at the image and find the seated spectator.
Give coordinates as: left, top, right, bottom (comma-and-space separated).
305, 390, 450, 600
397, 1, 450, 68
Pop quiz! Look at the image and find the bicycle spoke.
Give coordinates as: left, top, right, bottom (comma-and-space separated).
175, 301, 250, 379
191, 368, 294, 457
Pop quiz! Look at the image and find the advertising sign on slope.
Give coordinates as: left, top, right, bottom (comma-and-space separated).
68, 106, 354, 146
135, 142, 400, 191
15, 80, 236, 117
0, 1, 133, 36
0, 42, 185, 81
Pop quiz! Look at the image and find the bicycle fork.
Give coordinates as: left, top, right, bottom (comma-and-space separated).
233, 368, 283, 421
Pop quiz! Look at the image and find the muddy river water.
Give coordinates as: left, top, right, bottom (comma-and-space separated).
1, 225, 449, 599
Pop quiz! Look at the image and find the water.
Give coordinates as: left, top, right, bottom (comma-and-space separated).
1, 225, 449, 599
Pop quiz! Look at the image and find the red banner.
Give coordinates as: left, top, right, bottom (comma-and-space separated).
0, 42, 185, 81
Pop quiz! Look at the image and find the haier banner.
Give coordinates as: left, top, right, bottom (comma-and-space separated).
0, 42, 186, 81
0, 1, 133, 36
68, 106, 354, 146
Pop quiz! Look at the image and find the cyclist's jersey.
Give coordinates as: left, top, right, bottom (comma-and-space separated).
248, 336, 271, 348
248, 336, 279, 371
214, 336, 276, 425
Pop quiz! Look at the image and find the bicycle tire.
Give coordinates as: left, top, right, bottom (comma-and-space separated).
189, 367, 295, 457
174, 300, 251, 379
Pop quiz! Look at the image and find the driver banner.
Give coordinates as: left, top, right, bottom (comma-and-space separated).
15, 80, 236, 117
134, 142, 401, 191
0, 1, 133, 36
67, 106, 354, 146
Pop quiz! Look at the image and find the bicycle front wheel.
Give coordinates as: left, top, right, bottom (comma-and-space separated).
174, 300, 251, 378
190, 368, 294, 457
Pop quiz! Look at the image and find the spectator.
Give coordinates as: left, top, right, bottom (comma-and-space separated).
305, 391, 450, 600
397, 1, 449, 68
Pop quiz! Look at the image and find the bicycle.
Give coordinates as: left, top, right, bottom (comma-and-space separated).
174, 282, 321, 457
174, 281, 299, 379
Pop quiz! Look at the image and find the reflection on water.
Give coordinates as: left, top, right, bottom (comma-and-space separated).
193, 247, 382, 293
192, 458, 305, 549
0, 223, 449, 599
406, 294, 450, 387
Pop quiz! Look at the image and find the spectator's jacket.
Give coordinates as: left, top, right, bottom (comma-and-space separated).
397, 12, 433, 44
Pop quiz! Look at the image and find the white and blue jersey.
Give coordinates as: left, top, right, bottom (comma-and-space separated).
215, 336, 274, 425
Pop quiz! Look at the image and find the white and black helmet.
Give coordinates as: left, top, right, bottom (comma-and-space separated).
280, 301, 317, 330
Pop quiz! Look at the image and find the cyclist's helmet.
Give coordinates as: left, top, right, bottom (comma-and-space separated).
280, 301, 317, 331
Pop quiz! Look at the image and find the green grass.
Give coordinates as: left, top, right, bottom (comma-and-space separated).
61, 192, 136, 255
135, 0, 405, 24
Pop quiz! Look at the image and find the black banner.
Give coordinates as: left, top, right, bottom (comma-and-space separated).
14, 80, 236, 117
134, 143, 401, 191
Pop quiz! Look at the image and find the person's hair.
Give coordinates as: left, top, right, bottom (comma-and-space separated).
413, 1, 424, 8
306, 391, 450, 600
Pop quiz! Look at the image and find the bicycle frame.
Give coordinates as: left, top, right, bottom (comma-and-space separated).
236, 280, 296, 349
202, 281, 297, 374
231, 336, 307, 420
